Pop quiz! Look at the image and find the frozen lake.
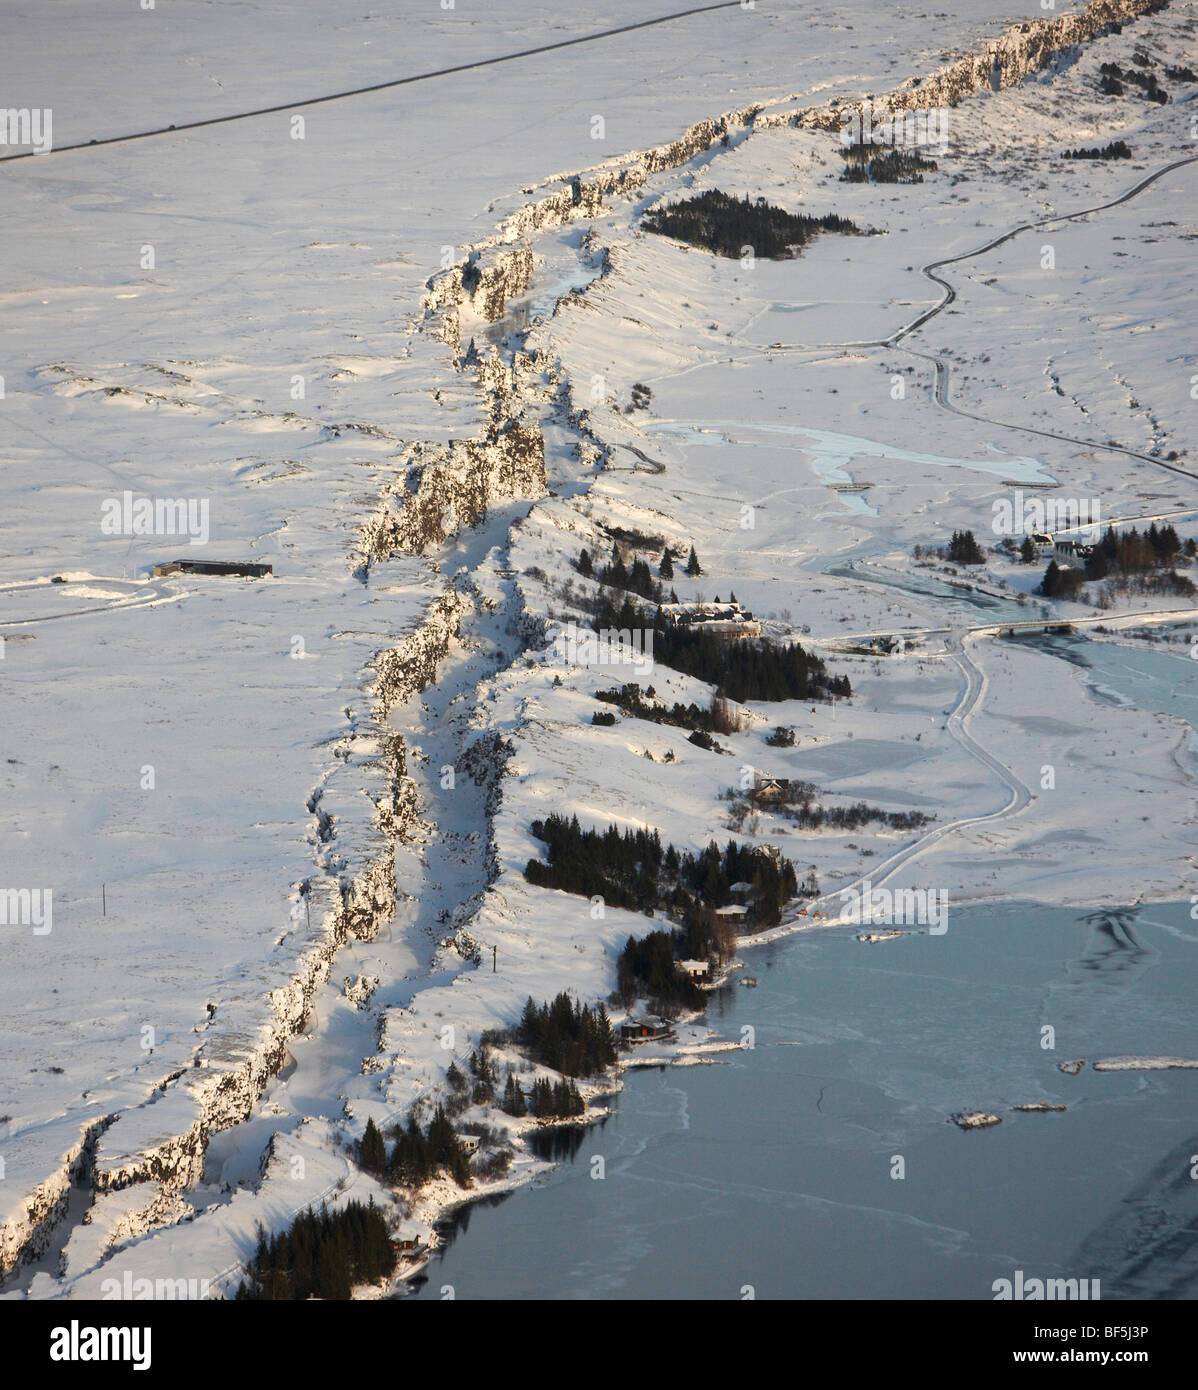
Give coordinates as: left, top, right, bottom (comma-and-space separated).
406, 898, 1198, 1300
404, 637, 1198, 1300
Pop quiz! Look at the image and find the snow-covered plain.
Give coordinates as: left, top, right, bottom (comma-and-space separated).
1, 0, 1196, 1296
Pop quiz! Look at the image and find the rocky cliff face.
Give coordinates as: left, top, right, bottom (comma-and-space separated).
418, 0, 1168, 341
0, 1116, 115, 1276
356, 348, 548, 569
1, 581, 465, 1274
83, 589, 470, 1234
371, 590, 464, 721
421, 104, 762, 350
763, 0, 1168, 133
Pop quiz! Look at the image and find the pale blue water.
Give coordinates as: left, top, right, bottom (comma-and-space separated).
643, 420, 1051, 484
408, 900, 1198, 1300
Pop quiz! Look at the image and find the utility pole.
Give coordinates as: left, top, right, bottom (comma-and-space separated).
492, 944, 497, 973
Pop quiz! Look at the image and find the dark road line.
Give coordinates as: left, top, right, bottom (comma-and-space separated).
0, 2, 748, 165
817, 153, 1198, 482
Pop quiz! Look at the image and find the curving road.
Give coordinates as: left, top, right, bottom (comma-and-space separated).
798, 627, 1033, 925
826, 151, 1198, 483
752, 153, 1198, 480
0, 576, 184, 627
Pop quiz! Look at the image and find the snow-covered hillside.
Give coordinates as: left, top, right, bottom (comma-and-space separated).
1, 0, 1195, 1297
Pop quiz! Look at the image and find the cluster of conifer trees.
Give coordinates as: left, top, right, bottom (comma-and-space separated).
357, 1107, 472, 1190
686, 837, 798, 927
589, 591, 849, 703
579, 543, 666, 603
1040, 525, 1195, 599
617, 929, 706, 1011
947, 530, 986, 564
578, 534, 849, 704
840, 144, 937, 182
658, 616, 850, 702
1037, 559, 1085, 600
501, 1074, 586, 1119
517, 992, 618, 1076
641, 190, 861, 259
1084, 523, 1184, 577
1099, 60, 1169, 101
524, 813, 798, 928
236, 1200, 396, 1301
1061, 140, 1131, 158
594, 682, 729, 736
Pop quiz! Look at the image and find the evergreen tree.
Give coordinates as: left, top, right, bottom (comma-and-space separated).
1038, 558, 1070, 598
686, 545, 702, 577
236, 1201, 397, 1301
501, 1074, 527, 1116
948, 530, 984, 565
358, 1116, 387, 1177
660, 547, 674, 580
1019, 536, 1035, 564
578, 547, 593, 578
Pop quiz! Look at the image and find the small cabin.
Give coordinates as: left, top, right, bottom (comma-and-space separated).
715, 904, 748, 920
750, 778, 789, 805
678, 958, 710, 983
395, 1234, 423, 1254
655, 600, 761, 639
620, 1016, 673, 1044
457, 1134, 480, 1155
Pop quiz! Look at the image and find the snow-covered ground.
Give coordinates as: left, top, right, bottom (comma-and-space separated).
2, 0, 1196, 1296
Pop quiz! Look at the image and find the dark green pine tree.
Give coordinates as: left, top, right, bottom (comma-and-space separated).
502, 1074, 526, 1116
686, 545, 702, 577
358, 1116, 387, 1177
578, 547, 593, 577
1039, 558, 1061, 597
660, 547, 674, 580
1019, 536, 1035, 564
520, 996, 540, 1042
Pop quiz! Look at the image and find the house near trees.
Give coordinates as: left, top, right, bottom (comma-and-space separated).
656, 599, 761, 639
749, 777, 790, 805
620, 1016, 674, 1044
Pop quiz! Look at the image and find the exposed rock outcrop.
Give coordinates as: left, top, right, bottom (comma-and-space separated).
763, 0, 1168, 133
421, 0, 1171, 356
0, 1115, 115, 1276
356, 348, 548, 568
